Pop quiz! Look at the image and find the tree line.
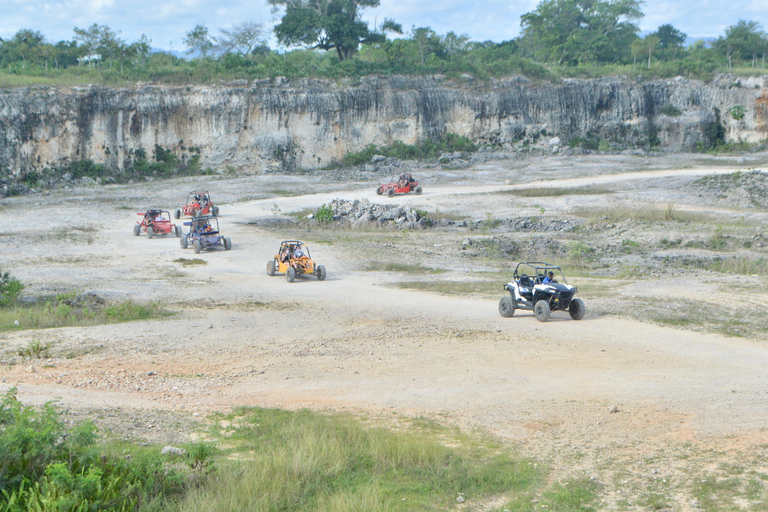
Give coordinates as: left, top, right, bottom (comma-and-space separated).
1, 0, 766, 82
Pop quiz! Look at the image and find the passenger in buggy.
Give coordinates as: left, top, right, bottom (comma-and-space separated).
281, 245, 292, 263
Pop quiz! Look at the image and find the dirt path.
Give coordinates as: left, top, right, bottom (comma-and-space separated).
2, 156, 768, 509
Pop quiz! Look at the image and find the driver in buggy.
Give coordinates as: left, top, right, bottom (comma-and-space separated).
398, 175, 408, 188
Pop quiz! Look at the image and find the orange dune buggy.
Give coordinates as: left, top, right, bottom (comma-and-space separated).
266, 241, 327, 283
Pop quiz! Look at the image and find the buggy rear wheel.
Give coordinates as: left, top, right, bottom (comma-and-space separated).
286, 267, 296, 283
376, 187, 383, 195
133, 224, 140, 236
180, 236, 188, 249
387, 188, 395, 197
224, 237, 232, 250
414, 185, 422, 195
213, 206, 220, 217
267, 260, 276, 276
499, 296, 515, 317
534, 300, 550, 322
175, 225, 181, 238
174, 209, 181, 219
316, 265, 326, 281
193, 240, 202, 254
569, 298, 586, 320
146, 227, 154, 239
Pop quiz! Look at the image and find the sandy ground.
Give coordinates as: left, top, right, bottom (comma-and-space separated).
2, 152, 768, 509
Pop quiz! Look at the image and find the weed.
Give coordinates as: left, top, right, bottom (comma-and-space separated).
174, 258, 207, 266
363, 261, 445, 273
503, 186, 612, 197
17, 340, 53, 358
315, 204, 334, 223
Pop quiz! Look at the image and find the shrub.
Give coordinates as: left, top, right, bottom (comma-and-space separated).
0, 388, 188, 511
315, 204, 334, 223
661, 104, 682, 117
0, 270, 23, 308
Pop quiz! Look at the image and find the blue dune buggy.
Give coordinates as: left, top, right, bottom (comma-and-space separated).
180, 215, 232, 253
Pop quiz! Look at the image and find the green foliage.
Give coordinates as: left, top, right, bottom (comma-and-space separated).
17, 340, 53, 359
519, 0, 644, 65
315, 204, 334, 223
698, 107, 727, 151
728, 105, 746, 120
341, 133, 477, 166
660, 104, 682, 116
0, 388, 187, 512
270, 0, 399, 61
0, 270, 24, 308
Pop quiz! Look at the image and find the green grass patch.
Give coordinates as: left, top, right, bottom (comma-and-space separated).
363, 261, 446, 273
0, 298, 171, 332
573, 204, 756, 226
173, 257, 207, 266
173, 406, 545, 511
503, 186, 612, 197
393, 277, 505, 297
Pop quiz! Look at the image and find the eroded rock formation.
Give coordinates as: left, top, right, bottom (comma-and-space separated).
1, 74, 766, 176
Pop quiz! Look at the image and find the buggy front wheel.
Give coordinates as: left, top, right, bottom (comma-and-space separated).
386, 188, 395, 198
569, 298, 586, 320
267, 260, 276, 276
316, 265, 327, 281
146, 227, 154, 239
133, 224, 140, 236
376, 187, 383, 195
180, 236, 188, 249
175, 225, 181, 238
224, 237, 232, 250
193, 240, 202, 254
499, 296, 515, 317
534, 300, 550, 322
286, 267, 296, 283
212, 206, 220, 217
174, 209, 181, 219
414, 185, 423, 195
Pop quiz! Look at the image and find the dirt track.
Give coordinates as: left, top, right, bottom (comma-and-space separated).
2, 152, 768, 509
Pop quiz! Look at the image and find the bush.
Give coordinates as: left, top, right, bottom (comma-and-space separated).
315, 204, 334, 223
340, 133, 477, 166
0, 270, 23, 307
0, 388, 188, 511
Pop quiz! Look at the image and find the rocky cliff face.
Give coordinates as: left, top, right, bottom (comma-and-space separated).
1, 75, 766, 176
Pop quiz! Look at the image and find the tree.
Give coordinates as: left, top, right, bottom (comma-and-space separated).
653, 23, 686, 49
714, 19, 767, 69
631, 34, 658, 68
216, 22, 268, 57
184, 25, 214, 60
519, 0, 643, 65
649, 24, 686, 61
269, 0, 401, 61
3, 29, 45, 68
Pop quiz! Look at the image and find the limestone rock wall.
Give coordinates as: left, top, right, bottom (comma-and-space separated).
1, 75, 766, 176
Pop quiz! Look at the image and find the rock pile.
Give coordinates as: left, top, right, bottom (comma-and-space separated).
325, 198, 428, 229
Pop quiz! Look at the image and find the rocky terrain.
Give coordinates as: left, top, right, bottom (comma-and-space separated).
1, 75, 767, 178
2, 150, 768, 510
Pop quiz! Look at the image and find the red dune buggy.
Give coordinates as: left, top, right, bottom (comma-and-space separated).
174, 191, 219, 219
376, 174, 422, 197
133, 209, 181, 239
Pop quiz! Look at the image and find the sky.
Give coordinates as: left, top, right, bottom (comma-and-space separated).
0, 0, 766, 52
